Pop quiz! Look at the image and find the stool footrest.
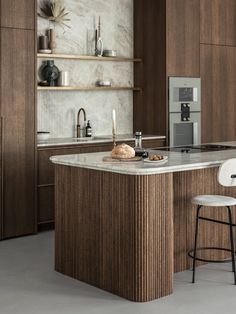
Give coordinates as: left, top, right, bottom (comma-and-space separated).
199, 216, 236, 227
188, 247, 236, 264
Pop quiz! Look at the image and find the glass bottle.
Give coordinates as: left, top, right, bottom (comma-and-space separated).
135, 131, 142, 149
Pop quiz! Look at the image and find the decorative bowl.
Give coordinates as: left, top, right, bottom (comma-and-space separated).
37, 132, 50, 141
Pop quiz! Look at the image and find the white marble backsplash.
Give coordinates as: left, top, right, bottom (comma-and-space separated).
37, 0, 134, 138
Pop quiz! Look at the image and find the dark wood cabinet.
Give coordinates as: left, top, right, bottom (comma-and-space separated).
134, 0, 236, 144
37, 139, 166, 226
38, 186, 54, 224
134, 0, 167, 137
0, 27, 36, 238
134, 0, 200, 140
167, 0, 200, 76
200, 0, 236, 46
200, 0, 236, 142
200, 44, 236, 142
0, 0, 36, 30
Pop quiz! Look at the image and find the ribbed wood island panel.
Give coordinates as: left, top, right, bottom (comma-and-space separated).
54, 165, 174, 302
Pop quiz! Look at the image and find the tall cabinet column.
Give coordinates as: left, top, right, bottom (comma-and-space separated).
0, 0, 36, 239
134, 0, 200, 140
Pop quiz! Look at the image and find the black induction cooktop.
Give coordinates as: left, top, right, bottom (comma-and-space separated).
156, 144, 236, 154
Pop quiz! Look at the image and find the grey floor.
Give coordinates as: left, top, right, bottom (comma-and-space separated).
0, 232, 236, 314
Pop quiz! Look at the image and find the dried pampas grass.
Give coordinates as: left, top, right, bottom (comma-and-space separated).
38, 0, 71, 29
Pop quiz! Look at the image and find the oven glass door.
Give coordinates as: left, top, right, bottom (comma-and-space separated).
169, 113, 201, 146
174, 123, 193, 146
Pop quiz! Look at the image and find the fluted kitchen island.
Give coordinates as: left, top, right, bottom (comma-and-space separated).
51, 142, 236, 302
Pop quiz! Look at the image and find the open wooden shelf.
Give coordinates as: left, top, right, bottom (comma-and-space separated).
37, 86, 142, 92
37, 53, 142, 63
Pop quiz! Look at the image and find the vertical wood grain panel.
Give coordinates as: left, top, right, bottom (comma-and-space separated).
167, 0, 200, 77
55, 165, 173, 302
0, 28, 36, 238
200, 0, 236, 46
134, 0, 200, 139
200, 44, 236, 143
133, 0, 167, 136
54, 164, 236, 298
0, 0, 35, 30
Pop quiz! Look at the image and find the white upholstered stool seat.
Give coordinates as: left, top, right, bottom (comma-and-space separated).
192, 195, 236, 207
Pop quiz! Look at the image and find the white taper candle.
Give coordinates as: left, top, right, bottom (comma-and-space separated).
112, 109, 116, 135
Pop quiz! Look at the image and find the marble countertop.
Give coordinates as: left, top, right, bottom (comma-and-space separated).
50, 141, 236, 176
38, 134, 166, 148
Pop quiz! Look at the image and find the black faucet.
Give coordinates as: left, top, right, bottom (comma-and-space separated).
77, 108, 87, 138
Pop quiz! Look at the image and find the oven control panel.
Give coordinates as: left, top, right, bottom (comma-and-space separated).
181, 103, 190, 121
169, 77, 201, 113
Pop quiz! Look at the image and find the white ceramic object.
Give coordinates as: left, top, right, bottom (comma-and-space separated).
103, 50, 117, 57
96, 80, 112, 87
144, 156, 168, 163
37, 132, 50, 141
38, 49, 52, 54
58, 71, 69, 86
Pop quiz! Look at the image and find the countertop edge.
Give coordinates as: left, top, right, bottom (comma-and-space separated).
50, 157, 222, 176
37, 135, 166, 148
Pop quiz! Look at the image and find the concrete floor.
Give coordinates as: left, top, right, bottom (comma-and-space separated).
0, 231, 236, 314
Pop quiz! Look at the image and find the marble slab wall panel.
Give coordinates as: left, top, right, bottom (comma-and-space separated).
37, 0, 134, 138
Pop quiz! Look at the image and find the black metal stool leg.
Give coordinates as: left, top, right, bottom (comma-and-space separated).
227, 206, 236, 285
192, 205, 202, 283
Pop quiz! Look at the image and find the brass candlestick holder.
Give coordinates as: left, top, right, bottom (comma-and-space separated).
112, 130, 116, 148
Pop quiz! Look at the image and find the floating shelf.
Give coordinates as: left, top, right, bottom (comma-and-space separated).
37, 86, 142, 92
37, 53, 142, 63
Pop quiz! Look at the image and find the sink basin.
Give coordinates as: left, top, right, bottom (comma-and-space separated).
72, 136, 111, 142
73, 137, 94, 142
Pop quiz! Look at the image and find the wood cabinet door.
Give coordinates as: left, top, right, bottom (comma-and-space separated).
200, 0, 236, 46
134, 0, 167, 136
0, 0, 36, 29
0, 28, 36, 239
201, 44, 236, 142
167, 0, 200, 77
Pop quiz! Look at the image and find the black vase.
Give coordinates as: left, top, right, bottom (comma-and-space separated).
42, 60, 59, 86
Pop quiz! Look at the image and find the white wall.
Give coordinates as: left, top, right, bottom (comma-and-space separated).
37, 0, 134, 138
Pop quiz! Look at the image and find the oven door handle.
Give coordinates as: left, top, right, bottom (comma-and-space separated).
193, 122, 199, 145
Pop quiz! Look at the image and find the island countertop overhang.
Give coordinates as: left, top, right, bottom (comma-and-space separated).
50, 141, 236, 176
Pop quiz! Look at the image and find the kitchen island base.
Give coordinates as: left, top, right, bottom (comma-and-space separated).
54, 165, 236, 302
55, 165, 173, 302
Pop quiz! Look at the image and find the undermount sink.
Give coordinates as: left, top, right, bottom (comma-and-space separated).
73, 137, 94, 142
72, 136, 111, 142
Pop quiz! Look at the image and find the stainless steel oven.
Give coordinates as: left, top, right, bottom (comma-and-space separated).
169, 77, 201, 147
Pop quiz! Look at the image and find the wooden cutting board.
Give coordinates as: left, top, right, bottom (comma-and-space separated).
103, 156, 142, 163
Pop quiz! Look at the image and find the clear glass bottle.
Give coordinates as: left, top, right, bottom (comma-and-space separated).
135, 131, 142, 149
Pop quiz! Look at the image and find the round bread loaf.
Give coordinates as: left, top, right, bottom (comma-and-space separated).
111, 143, 135, 159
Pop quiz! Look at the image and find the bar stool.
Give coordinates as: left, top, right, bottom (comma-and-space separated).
188, 158, 236, 284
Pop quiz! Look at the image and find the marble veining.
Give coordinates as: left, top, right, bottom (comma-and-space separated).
37, 0, 134, 138
50, 141, 236, 176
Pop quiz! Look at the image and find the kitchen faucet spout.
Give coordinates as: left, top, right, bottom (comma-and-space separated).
77, 108, 87, 138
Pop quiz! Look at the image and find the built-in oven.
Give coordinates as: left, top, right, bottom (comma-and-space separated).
169, 77, 201, 147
